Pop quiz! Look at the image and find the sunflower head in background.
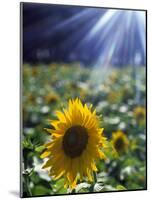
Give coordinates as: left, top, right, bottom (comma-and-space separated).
31, 67, 39, 76
112, 130, 129, 155
45, 93, 59, 104
107, 90, 122, 104
133, 106, 146, 125
41, 98, 107, 189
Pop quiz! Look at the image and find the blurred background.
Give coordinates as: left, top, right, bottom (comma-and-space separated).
22, 3, 146, 197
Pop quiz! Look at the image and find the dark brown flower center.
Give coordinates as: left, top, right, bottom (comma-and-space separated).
137, 112, 144, 120
114, 138, 124, 151
62, 125, 88, 158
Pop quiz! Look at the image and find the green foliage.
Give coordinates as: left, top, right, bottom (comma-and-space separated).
116, 185, 127, 190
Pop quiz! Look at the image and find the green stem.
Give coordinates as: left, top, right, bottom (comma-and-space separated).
93, 172, 97, 183
89, 172, 97, 192
71, 188, 75, 193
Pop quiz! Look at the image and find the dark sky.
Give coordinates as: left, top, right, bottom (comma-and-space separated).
22, 3, 146, 66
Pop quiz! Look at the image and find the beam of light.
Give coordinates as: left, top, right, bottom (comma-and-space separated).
25, 8, 95, 43
77, 9, 119, 48
135, 12, 146, 56
85, 10, 145, 88
88, 12, 127, 86
93, 11, 122, 52
74, 10, 122, 54
44, 9, 99, 37
24, 8, 100, 57
74, 10, 145, 68
66, 10, 123, 67
57, 12, 101, 51
94, 11, 133, 67
86, 10, 118, 40
24, 6, 145, 70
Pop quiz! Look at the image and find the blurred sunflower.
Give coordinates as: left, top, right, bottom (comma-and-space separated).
112, 130, 129, 154
133, 106, 146, 125
31, 67, 39, 76
45, 93, 59, 104
41, 98, 107, 189
108, 71, 119, 84
28, 94, 36, 104
107, 90, 122, 104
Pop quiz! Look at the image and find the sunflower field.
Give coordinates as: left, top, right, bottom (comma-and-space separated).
22, 63, 146, 197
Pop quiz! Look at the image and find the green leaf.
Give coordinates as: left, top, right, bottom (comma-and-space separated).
22, 137, 34, 150
116, 185, 127, 190
32, 185, 50, 196
52, 178, 66, 194
35, 145, 45, 153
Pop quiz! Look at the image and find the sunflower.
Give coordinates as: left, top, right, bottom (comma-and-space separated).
108, 71, 119, 84
31, 67, 39, 76
112, 130, 129, 154
45, 93, 59, 104
107, 90, 122, 104
41, 98, 107, 189
133, 106, 146, 125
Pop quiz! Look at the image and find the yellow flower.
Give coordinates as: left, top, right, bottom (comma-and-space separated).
108, 71, 119, 84
45, 93, 59, 104
31, 67, 39, 76
28, 94, 36, 104
112, 131, 129, 154
41, 98, 107, 189
107, 90, 122, 104
133, 106, 146, 125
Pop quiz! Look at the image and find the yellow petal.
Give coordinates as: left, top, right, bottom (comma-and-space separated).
40, 150, 51, 159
